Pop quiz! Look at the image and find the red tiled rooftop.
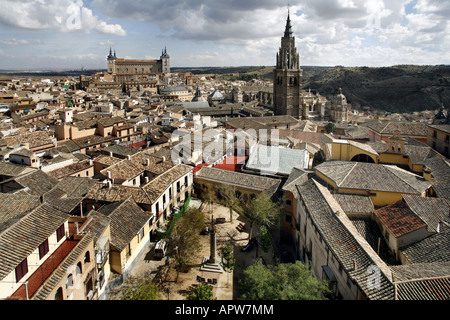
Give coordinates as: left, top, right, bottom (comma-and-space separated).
213, 156, 247, 172
374, 200, 427, 238
193, 163, 210, 173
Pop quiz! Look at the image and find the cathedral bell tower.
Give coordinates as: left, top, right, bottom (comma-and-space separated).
273, 12, 303, 118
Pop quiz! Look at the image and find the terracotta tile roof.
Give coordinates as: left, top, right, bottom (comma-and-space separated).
1, 130, 55, 150
333, 193, 375, 214
99, 151, 174, 181
143, 164, 193, 202
0, 204, 69, 281
391, 262, 450, 300
195, 166, 281, 197
93, 154, 122, 167
0, 162, 35, 177
367, 120, 428, 136
47, 159, 93, 180
424, 157, 450, 202
296, 179, 395, 300
374, 200, 427, 238
399, 229, 450, 263
97, 198, 152, 251
315, 161, 432, 195
86, 182, 154, 205
402, 195, 450, 233
10, 170, 59, 196
0, 193, 41, 232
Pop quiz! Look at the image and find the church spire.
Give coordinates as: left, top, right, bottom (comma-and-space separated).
284, 11, 293, 38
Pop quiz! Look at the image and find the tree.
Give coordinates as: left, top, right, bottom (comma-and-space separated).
186, 283, 216, 300
324, 122, 336, 134
217, 185, 240, 222
171, 207, 205, 272
239, 192, 281, 240
239, 260, 331, 300
199, 183, 217, 213
221, 241, 235, 271
121, 280, 159, 300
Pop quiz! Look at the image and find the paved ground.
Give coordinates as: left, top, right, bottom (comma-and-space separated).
105, 198, 276, 300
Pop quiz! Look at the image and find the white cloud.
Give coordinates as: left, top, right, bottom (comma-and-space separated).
0, 0, 126, 36
2, 38, 39, 46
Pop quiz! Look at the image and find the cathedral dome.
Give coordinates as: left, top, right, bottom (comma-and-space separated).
335, 88, 347, 105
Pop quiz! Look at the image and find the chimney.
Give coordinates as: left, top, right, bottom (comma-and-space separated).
423, 167, 432, 181
146, 158, 150, 166
352, 259, 357, 270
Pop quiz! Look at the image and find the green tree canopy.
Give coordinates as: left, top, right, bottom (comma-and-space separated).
171, 207, 205, 271
186, 283, 216, 300
239, 260, 331, 300
121, 280, 159, 300
240, 192, 281, 240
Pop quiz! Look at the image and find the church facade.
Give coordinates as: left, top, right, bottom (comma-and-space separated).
273, 13, 348, 122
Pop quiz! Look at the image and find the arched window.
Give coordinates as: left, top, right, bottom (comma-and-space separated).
77, 262, 82, 274
84, 251, 91, 263
66, 274, 73, 289
55, 287, 63, 300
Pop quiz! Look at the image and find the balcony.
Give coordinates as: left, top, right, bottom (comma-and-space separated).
10, 238, 79, 300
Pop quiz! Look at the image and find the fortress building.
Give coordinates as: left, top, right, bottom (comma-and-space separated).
107, 47, 170, 76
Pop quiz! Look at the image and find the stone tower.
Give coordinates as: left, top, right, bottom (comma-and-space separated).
160, 47, 170, 73
273, 12, 303, 118
107, 47, 117, 74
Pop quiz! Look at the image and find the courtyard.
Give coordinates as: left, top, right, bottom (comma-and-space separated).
105, 198, 277, 300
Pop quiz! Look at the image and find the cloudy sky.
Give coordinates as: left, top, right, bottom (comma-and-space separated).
0, 0, 449, 70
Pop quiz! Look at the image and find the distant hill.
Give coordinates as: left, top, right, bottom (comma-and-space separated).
302, 65, 450, 113
177, 65, 450, 113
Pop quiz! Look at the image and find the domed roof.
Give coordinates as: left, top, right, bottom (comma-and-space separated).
335, 88, 347, 105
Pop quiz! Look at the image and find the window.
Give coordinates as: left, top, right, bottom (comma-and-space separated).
66, 274, 73, 289
286, 199, 292, 206
38, 239, 49, 260
84, 251, 91, 263
56, 224, 65, 242
76, 262, 82, 274
15, 258, 28, 282
433, 131, 437, 138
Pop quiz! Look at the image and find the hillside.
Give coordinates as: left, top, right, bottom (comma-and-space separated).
302, 65, 450, 113
186, 65, 450, 113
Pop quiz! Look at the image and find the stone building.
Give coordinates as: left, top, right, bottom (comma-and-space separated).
273, 13, 348, 122
107, 47, 170, 76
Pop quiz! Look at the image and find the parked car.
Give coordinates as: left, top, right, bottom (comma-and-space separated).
154, 239, 168, 259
